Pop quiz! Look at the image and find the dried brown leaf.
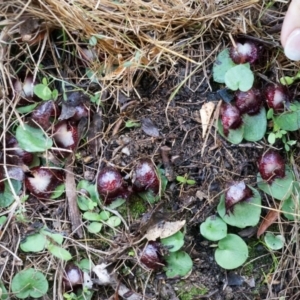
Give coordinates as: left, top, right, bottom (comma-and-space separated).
141, 118, 160, 138
257, 209, 279, 238
200, 102, 215, 139
145, 220, 186, 240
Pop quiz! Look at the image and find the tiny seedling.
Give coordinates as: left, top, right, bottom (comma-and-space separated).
125, 120, 141, 128
176, 174, 196, 186
34, 77, 58, 101
11, 268, 48, 299
90, 93, 101, 105
82, 210, 121, 234
176, 174, 196, 197
280, 70, 300, 86
125, 119, 141, 128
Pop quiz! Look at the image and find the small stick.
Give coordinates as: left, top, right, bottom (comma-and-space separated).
65, 165, 83, 238
160, 146, 175, 181
65, 118, 87, 238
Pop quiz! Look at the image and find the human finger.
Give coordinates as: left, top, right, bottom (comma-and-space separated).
281, 0, 300, 61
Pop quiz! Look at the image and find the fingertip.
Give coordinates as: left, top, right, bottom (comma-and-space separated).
281, 0, 300, 47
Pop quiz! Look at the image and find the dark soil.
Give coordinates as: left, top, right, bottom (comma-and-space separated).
2, 25, 297, 300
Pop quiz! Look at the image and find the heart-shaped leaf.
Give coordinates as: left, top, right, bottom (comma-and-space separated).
161, 231, 185, 252
224, 64, 254, 92
164, 251, 193, 278
264, 232, 285, 250
217, 186, 261, 228
33, 84, 52, 101
282, 182, 300, 221
215, 234, 248, 270
0, 180, 22, 208
213, 49, 236, 83
242, 107, 267, 142
87, 222, 102, 233
47, 244, 72, 261
20, 233, 46, 253
217, 119, 244, 144
12, 268, 48, 299
200, 216, 227, 241
16, 124, 53, 152
257, 167, 294, 201
274, 102, 300, 131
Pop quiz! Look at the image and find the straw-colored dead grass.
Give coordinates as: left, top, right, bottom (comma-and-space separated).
1, 0, 287, 93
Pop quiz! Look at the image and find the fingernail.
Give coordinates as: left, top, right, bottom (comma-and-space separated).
285, 29, 300, 61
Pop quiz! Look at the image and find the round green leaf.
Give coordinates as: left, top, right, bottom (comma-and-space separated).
282, 182, 300, 220
0, 280, 8, 300
215, 234, 248, 270
107, 198, 126, 209
87, 222, 102, 233
282, 196, 300, 221
264, 232, 285, 250
83, 212, 102, 221
257, 167, 294, 201
99, 211, 110, 221
274, 105, 300, 131
12, 268, 48, 299
164, 251, 193, 278
78, 259, 94, 272
77, 196, 94, 211
217, 119, 244, 144
16, 103, 39, 114
217, 186, 261, 228
280, 76, 295, 86
50, 183, 65, 199
33, 84, 52, 101
0, 180, 22, 208
224, 64, 254, 92
200, 216, 227, 241
242, 107, 267, 142
161, 231, 185, 252
77, 181, 99, 202
0, 216, 7, 226
212, 49, 236, 83
47, 244, 72, 261
16, 124, 53, 152
106, 216, 121, 227
20, 233, 46, 253
40, 229, 64, 245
